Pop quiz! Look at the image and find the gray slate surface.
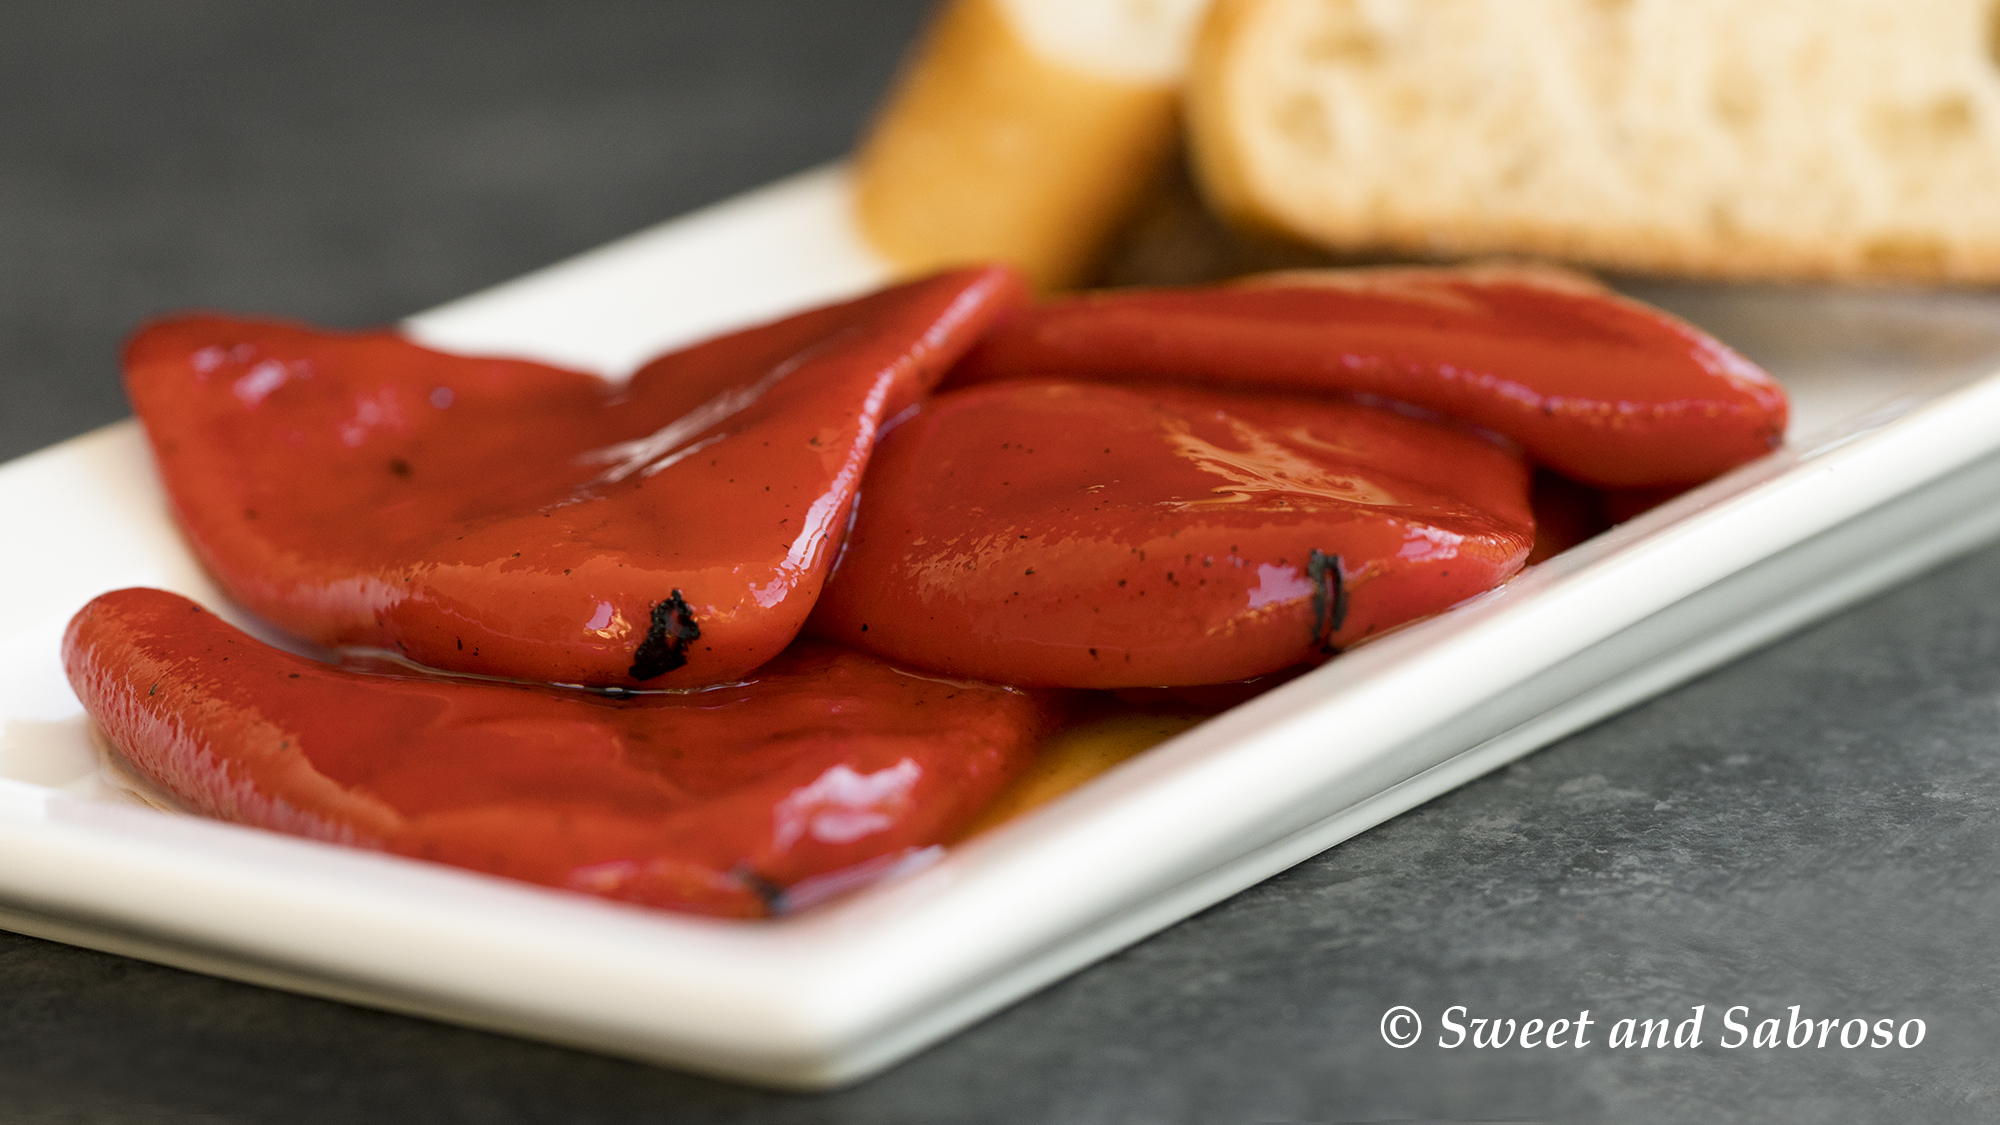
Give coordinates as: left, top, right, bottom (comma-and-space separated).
2, 3, 1994, 1121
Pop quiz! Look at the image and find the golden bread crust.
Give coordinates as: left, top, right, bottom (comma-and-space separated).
851, 0, 1183, 290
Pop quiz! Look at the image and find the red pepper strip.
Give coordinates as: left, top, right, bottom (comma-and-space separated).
809, 380, 1534, 688
123, 266, 1026, 690
63, 588, 1058, 918
946, 265, 1788, 489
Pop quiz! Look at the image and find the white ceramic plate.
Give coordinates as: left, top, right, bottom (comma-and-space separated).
6, 165, 2000, 1089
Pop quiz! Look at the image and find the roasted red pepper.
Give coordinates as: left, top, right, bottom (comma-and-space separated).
64, 588, 1058, 917
123, 266, 1026, 690
809, 380, 1534, 687
947, 265, 1788, 489
81, 262, 1792, 923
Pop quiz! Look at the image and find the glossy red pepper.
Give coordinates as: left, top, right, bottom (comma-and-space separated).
64, 588, 1058, 918
946, 265, 1788, 489
809, 380, 1534, 688
123, 266, 1026, 690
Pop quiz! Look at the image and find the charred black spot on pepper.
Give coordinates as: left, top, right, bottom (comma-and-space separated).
629, 590, 701, 680
388, 457, 412, 479
1308, 549, 1348, 654
735, 865, 785, 914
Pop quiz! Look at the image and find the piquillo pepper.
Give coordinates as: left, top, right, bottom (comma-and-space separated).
78, 263, 1793, 918
123, 266, 1025, 690
64, 587, 1059, 917
946, 265, 1788, 489
809, 380, 1535, 688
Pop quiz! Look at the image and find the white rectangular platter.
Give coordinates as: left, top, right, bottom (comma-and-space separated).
5, 164, 2000, 1089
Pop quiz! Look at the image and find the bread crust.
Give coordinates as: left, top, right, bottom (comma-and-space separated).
1186, 0, 2000, 284
851, 0, 1183, 290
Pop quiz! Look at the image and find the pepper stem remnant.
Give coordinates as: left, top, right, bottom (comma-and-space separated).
733, 864, 786, 915
1308, 549, 1347, 653
630, 590, 702, 681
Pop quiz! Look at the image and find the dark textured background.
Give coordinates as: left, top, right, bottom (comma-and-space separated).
2, 4, 1997, 1121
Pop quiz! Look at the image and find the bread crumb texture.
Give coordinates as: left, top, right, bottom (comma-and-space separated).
1189, 0, 2000, 281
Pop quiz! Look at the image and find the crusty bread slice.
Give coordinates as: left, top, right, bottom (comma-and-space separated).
852, 0, 1211, 290
1187, 0, 2000, 282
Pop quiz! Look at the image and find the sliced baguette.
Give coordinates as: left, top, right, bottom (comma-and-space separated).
852, 0, 1211, 290
1187, 0, 2000, 282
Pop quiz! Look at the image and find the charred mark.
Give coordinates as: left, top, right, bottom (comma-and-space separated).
388, 457, 412, 479
628, 590, 701, 680
1308, 549, 1348, 654
735, 865, 785, 915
